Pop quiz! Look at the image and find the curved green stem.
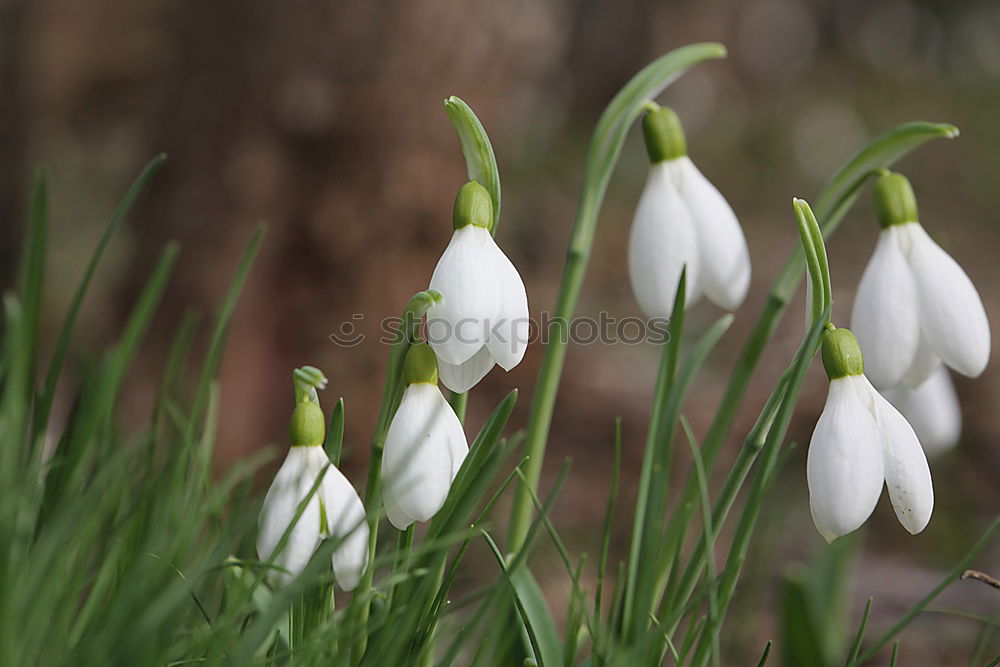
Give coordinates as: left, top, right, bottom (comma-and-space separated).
506, 42, 728, 554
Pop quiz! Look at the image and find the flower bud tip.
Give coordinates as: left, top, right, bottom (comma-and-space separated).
821, 326, 865, 380
453, 181, 493, 230
874, 171, 918, 229
290, 401, 326, 446
642, 106, 687, 163
404, 342, 439, 385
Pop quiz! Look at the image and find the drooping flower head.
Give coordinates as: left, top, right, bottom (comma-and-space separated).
257, 367, 369, 589
426, 181, 529, 393
628, 105, 751, 318
382, 343, 469, 530
850, 171, 990, 389
807, 326, 933, 542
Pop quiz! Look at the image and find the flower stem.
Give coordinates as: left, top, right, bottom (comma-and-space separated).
351, 290, 440, 663
506, 42, 728, 554
448, 390, 467, 424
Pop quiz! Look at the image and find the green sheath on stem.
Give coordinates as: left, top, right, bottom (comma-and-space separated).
642, 105, 687, 163
874, 170, 919, 228
821, 327, 864, 379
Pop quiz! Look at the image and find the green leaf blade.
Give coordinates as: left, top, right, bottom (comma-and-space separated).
482, 531, 563, 667
34, 155, 166, 440
444, 96, 501, 234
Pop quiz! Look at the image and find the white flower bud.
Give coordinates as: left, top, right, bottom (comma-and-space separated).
628, 107, 751, 317
426, 181, 529, 392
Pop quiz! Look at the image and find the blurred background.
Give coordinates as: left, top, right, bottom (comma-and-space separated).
2, 0, 998, 663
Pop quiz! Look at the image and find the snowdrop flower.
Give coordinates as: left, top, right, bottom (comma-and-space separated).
426, 181, 529, 393
628, 105, 751, 318
882, 365, 962, 456
382, 343, 469, 529
257, 368, 368, 589
807, 326, 933, 542
850, 171, 990, 389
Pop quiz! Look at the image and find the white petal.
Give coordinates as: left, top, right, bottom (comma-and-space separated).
862, 376, 934, 534
444, 407, 470, 480
484, 240, 530, 371
319, 460, 370, 591
427, 226, 500, 366
381, 384, 468, 527
883, 365, 961, 457
807, 376, 885, 542
382, 481, 413, 530
902, 332, 940, 387
437, 346, 495, 394
257, 447, 323, 583
675, 157, 751, 310
904, 223, 991, 377
849, 227, 921, 389
627, 162, 701, 318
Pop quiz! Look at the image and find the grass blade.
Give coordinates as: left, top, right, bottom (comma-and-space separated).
482, 530, 563, 667
622, 270, 687, 640
594, 418, 622, 632
852, 514, 1000, 664
625, 312, 734, 644
845, 597, 874, 665
325, 397, 345, 465
18, 169, 48, 396
756, 640, 773, 667
186, 223, 265, 442
34, 155, 166, 441
40, 243, 179, 520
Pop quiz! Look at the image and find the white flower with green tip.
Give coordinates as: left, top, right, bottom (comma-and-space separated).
628, 105, 751, 318
426, 181, 529, 393
807, 327, 933, 542
257, 369, 368, 590
382, 344, 469, 529
850, 171, 990, 389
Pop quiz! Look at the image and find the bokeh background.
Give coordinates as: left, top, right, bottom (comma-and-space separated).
2, 0, 998, 663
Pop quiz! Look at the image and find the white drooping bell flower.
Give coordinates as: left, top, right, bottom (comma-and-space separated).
382, 343, 469, 530
257, 369, 369, 590
807, 326, 933, 542
628, 105, 751, 318
426, 181, 529, 393
882, 365, 962, 457
850, 171, 990, 389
